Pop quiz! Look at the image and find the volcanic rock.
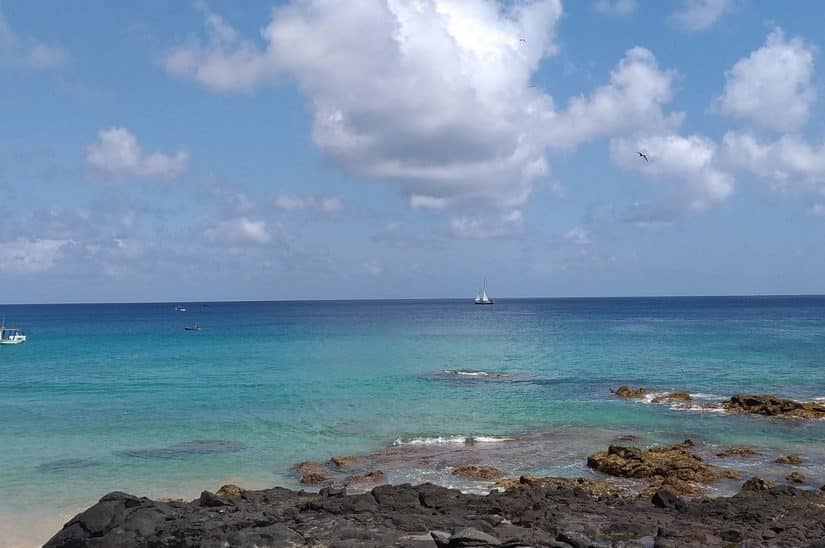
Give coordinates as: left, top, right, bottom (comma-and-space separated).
787, 471, 807, 484
451, 465, 504, 481
715, 446, 760, 458
741, 477, 776, 491
775, 454, 803, 465
330, 455, 359, 469
723, 394, 825, 419
611, 385, 647, 398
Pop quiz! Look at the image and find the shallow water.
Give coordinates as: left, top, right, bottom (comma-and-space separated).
2, 297, 825, 545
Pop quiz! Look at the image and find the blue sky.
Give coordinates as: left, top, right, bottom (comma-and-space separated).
1, 0, 824, 303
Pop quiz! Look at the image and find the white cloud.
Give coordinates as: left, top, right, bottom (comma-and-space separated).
0, 238, 70, 274
86, 127, 188, 181
545, 47, 679, 149
450, 209, 523, 239
0, 6, 69, 69
809, 204, 825, 217
564, 226, 592, 245
165, 2, 685, 217
612, 132, 734, 215
714, 29, 815, 132
594, 0, 638, 17
669, 0, 733, 32
721, 131, 825, 190
274, 193, 344, 214
204, 217, 272, 246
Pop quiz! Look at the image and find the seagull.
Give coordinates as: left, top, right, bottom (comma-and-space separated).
637, 151, 649, 162
519, 38, 527, 43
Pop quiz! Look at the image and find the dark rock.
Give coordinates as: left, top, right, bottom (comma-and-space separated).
611, 385, 647, 398
720, 528, 743, 542
775, 454, 803, 465
321, 485, 347, 497
449, 527, 501, 546
650, 487, 679, 509
715, 446, 760, 458
199, 490, 229, 507
741, 476, 777, 491
723, 394, 825, 419
343, 470, 384, 486
651, 391, 692, 403
330, 455, 359, 469
452, 465, 504, 481
556, 531, 592, 548
787, 471, 807, 484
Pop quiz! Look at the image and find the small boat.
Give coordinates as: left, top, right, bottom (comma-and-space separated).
175, 305, 187, 312
0, 323, 27, 345
474, 278, 494, 305
184, 324, 200, 331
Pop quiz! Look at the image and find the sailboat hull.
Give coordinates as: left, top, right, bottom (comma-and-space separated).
473, 300, 494, 305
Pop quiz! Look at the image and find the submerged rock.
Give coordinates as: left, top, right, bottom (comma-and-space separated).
294, 460, 331, 484
45, 482, 825, 547
775, 454, 803, 465
342, 470, 385, 486
741, 477, 776, 491
723, 394, 825, 419
715, 446, 760, 458
651, 391, 692, 403
329, 455, 359, 469
587, 441, 737, 494
451, 464, 504, 481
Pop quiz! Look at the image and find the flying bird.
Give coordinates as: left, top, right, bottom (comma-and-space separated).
637, 151, 649, 162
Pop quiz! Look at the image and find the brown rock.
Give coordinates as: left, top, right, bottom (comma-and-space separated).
451, 465, 504, 481
774, 454, 803, 465
741, 477, 776, 491
651, 392, 692, 404
493, 475, 632, 500
612, 385, 648, 398
342, 470, 384, 486
786, 471, 806, 484
329, 455, 359, 469
587, 442, 737, 494
715, 446, 760, 458
723, 394, 825, 419
215, 484, 245, 497
294, 461, 331, 484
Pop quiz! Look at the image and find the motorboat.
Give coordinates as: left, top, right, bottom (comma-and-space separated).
0, 324, 27, 345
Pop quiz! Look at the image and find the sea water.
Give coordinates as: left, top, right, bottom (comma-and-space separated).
2, 297, 825, 545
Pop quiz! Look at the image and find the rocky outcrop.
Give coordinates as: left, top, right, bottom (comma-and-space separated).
651, 391, 692, 403
494, 474, 632, 500
611, 385, 647, 398
715, 446, 760, 458
329, 455, 359, 469
342, 470, 385, 486
723, 394, 825, 419
787, 471, 807, 484
741, 476, 776, 491
587, 442, 738, 494
451, 465, 504, 481
45, 482, 825, 547
294, 461, 331, 484
775, 454, 803, 465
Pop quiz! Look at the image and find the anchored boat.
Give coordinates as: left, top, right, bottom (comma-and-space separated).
474, 278, 494, 305
0, 323, 27, 345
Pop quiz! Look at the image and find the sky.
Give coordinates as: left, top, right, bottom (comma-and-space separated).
1, 0, 825, 303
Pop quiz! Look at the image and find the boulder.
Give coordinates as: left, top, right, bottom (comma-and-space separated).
775, 454, 803, 465
493, 475, 631, 500
330, 455, 359, 469
295, 461, 331, 484
451, 465, 504, 481
611, 385, 647, 398
343, 470, 385, 486
723, 394, 825, 419
651, 487, 680, 509
715, 446, 760, 458
215, 484, 244, 497
587, 442, 737, 494
449, 527, 501, 547
651, 392, 692, 403
786, 471, 806, 484
741, 477, 776, 491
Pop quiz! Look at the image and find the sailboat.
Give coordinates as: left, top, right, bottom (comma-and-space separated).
474, 278, 494, 305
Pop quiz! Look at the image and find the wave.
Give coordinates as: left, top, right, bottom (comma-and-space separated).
392, 435, 511, 446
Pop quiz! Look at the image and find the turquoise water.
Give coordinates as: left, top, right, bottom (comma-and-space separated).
2, 297, 825, 544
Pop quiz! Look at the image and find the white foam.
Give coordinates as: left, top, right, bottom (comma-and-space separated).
392, 435, 510, 446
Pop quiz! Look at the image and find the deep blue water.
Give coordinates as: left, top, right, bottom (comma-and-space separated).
2, 297, 825, 544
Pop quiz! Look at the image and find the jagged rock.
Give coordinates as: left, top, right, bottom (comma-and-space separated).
452, 465, 504, 481
343, 470, 385, 486
741, 477, 776, 491
651, 487, 681, 509
330, 455, 359, 469
651, 392, 692, 403
612, 385, 647, 398
493, 475, 631, 500
587, 442, 737, 494
199, 490, 228, 507
723, 394, 825, 419
775, 454, 803, 465
787, 471, 807, 484
295, 460, 331, 484
215, 484, 244, 497
449, 527, 501, 546
715, 446, 760, 458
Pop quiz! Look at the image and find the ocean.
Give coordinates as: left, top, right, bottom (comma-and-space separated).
2, 297, 825, 545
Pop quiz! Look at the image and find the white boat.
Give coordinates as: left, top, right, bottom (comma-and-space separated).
175, 305, 187, 312
474, 278, 494, 305
0, 323, 27, 345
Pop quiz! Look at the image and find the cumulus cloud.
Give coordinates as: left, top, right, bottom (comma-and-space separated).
86, 127, 188, 181
721, 131, 825, 190
0, 6, 70, 69
612, 133, 734, 216
714, 29, 815, 132
204, 217, 272, 245
450, 210, 523, 239
0, 238, 70, 274
564, 226, 592, 245
594, 0, 638, 17
274, 193, 344, 214
669, 0, 733, 32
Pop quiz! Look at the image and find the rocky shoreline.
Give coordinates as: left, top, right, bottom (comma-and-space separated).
45, 475, 825, 547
